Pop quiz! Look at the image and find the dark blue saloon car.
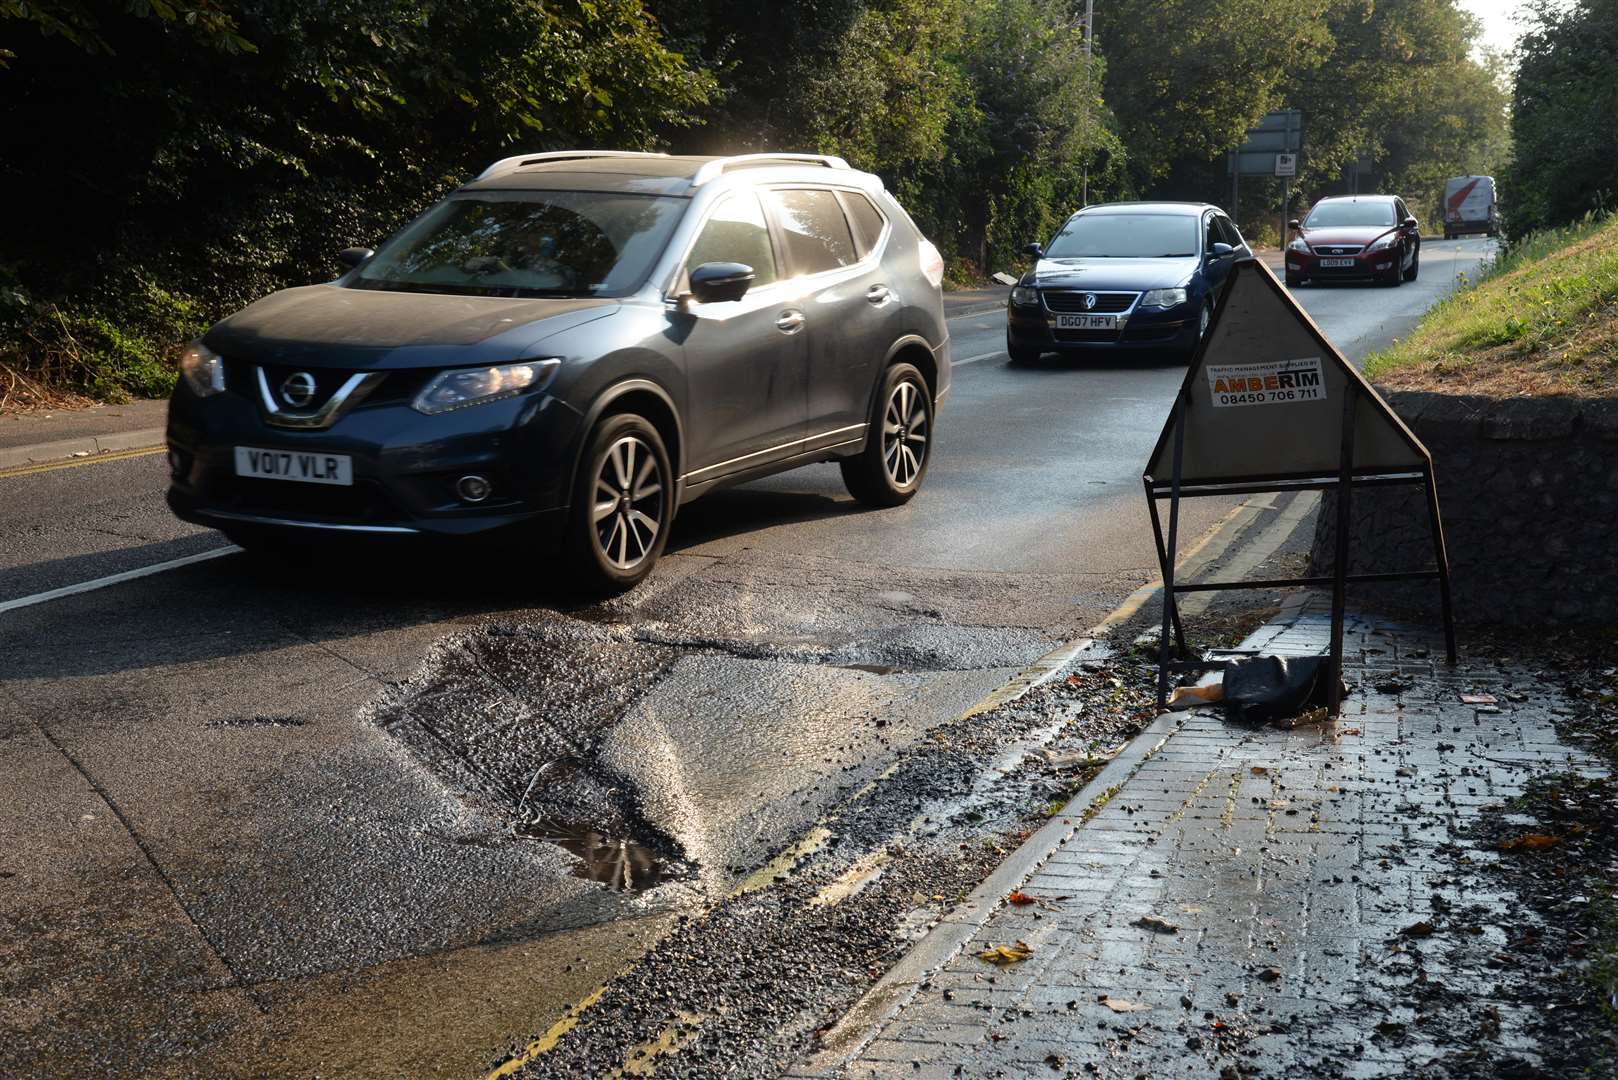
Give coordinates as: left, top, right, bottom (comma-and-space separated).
1006, 202, 1249, 363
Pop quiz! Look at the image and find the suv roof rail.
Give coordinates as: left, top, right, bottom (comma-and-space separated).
475, 150, 671, 181
690, 153, 852, 188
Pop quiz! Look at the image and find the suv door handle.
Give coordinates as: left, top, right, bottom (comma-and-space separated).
776, 310, 805, 334
866, 284, 891, 304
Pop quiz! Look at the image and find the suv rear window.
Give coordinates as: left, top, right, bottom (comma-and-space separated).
839, 191, 888, 257
772, 189, 857, 275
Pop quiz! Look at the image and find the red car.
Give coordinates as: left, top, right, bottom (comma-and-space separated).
1284, 194, 1420, 287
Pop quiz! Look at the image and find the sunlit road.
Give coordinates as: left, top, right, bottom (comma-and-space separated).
0, 238, 1495, 1079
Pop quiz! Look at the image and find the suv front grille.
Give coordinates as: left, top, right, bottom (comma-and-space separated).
212, 476, 405, 525
1043, 290, 1136, 314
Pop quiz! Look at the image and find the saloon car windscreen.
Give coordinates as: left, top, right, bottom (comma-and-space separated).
1304, 201, 1397, 228
1045, 215, 1199, 259
353, 191, 686, 298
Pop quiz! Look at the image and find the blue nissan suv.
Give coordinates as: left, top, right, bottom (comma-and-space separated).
166, 151, 950, 592
1006, 202, 1249, 363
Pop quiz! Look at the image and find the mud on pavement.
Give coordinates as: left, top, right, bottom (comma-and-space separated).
487, 655, 1158, 1078
344, 541, 1162, 1077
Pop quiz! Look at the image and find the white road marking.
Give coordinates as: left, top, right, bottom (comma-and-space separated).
953, 350, 1004, 367
0, 546, 240, 616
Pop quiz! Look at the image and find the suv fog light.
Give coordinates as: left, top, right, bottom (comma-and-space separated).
456, 475, 492, 503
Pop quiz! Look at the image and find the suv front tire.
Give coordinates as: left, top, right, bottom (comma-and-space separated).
568, 412, 674, 594
840, 362, 933, 507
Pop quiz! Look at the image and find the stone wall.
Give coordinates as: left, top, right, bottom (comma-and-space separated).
1309, 391, 1618, 625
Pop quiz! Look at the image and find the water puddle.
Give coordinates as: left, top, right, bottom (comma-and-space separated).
515, 820, 669, 892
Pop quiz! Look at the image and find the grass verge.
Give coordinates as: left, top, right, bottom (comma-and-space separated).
1365, 212, 1618, 397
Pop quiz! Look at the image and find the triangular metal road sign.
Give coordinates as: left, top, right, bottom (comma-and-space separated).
1145, 257, 1431, 486
1140, 256, 1455, 718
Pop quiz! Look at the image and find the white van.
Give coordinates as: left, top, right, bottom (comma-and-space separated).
1442, 175, 1499, 239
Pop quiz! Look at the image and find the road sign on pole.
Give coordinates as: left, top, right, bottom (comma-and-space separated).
1275, 153, 1297, 177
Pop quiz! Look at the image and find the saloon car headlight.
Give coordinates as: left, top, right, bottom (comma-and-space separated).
1140, 288, 1188, 309
412, 359, 560, 415
1367, 233, 1397, 251
179, 341, 226, 397
1287, 238, 1311, 253
1010, 286, 1039, 307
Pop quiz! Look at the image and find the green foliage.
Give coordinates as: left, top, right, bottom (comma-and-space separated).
1363, 212, 1618, 395
1100, 0, 1331, 188
0, 0, 1571, 402
0, 0, 255, 65
1287, 0, 1508, 209
0, 0, 713, 400
774, 0, 1118, 269
1504, 0, 1618, 236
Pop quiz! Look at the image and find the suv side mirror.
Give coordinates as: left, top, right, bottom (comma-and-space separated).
1022, 242, 1044, 258
689, 262, 754, 305
1287, 219, 1302, 232
1402, 216, 1419, 231
339, 247, 374, 269
1208, 242, 1235, 260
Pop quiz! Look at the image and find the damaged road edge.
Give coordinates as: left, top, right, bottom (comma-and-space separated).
792, 707, 1185, 1075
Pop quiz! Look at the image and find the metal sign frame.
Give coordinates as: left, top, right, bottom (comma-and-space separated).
1142, 258, 1456, 715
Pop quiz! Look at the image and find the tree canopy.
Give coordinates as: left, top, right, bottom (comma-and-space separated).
0, 0, 1532, 400
1504, 0, 1618, 235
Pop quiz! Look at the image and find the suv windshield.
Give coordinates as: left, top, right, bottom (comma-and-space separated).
1045, 214, 1199, 259
1305, 201, 1396, 228
352, 191, 685, 298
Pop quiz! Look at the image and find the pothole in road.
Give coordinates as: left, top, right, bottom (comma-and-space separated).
513, 822, 670, 892
507, 756, 678, 893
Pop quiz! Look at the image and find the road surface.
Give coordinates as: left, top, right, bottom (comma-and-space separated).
0, 239, 1495, 1079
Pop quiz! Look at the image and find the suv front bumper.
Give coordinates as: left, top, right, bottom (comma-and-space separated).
165, 380, 584, 541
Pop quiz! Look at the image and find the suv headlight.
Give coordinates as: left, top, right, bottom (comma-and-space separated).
1287, 238, 1311, 253
1010, 286, 1039, 307
179, 342, 226, 397
412, 359, 560, 415
1140, 288, 1188, 309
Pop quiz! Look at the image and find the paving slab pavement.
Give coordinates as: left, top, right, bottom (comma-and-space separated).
795, 596, 1611, 1079
0, 397, 167, 467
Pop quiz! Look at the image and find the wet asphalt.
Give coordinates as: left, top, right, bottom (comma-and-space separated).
0, 239, 1497, 1079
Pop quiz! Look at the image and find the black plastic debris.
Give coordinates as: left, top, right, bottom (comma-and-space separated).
1221, 655, 1345, 726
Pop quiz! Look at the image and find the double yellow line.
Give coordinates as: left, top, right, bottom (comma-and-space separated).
0, 445, 165, 481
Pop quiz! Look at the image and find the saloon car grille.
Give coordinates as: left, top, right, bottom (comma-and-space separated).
1042, 290, 1136, 314
1313, 245, 1363, 256
1053, 327, 1123, 343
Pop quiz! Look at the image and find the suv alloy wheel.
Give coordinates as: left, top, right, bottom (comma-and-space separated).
840, 362, 932, 506
568, 413, 673, 593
